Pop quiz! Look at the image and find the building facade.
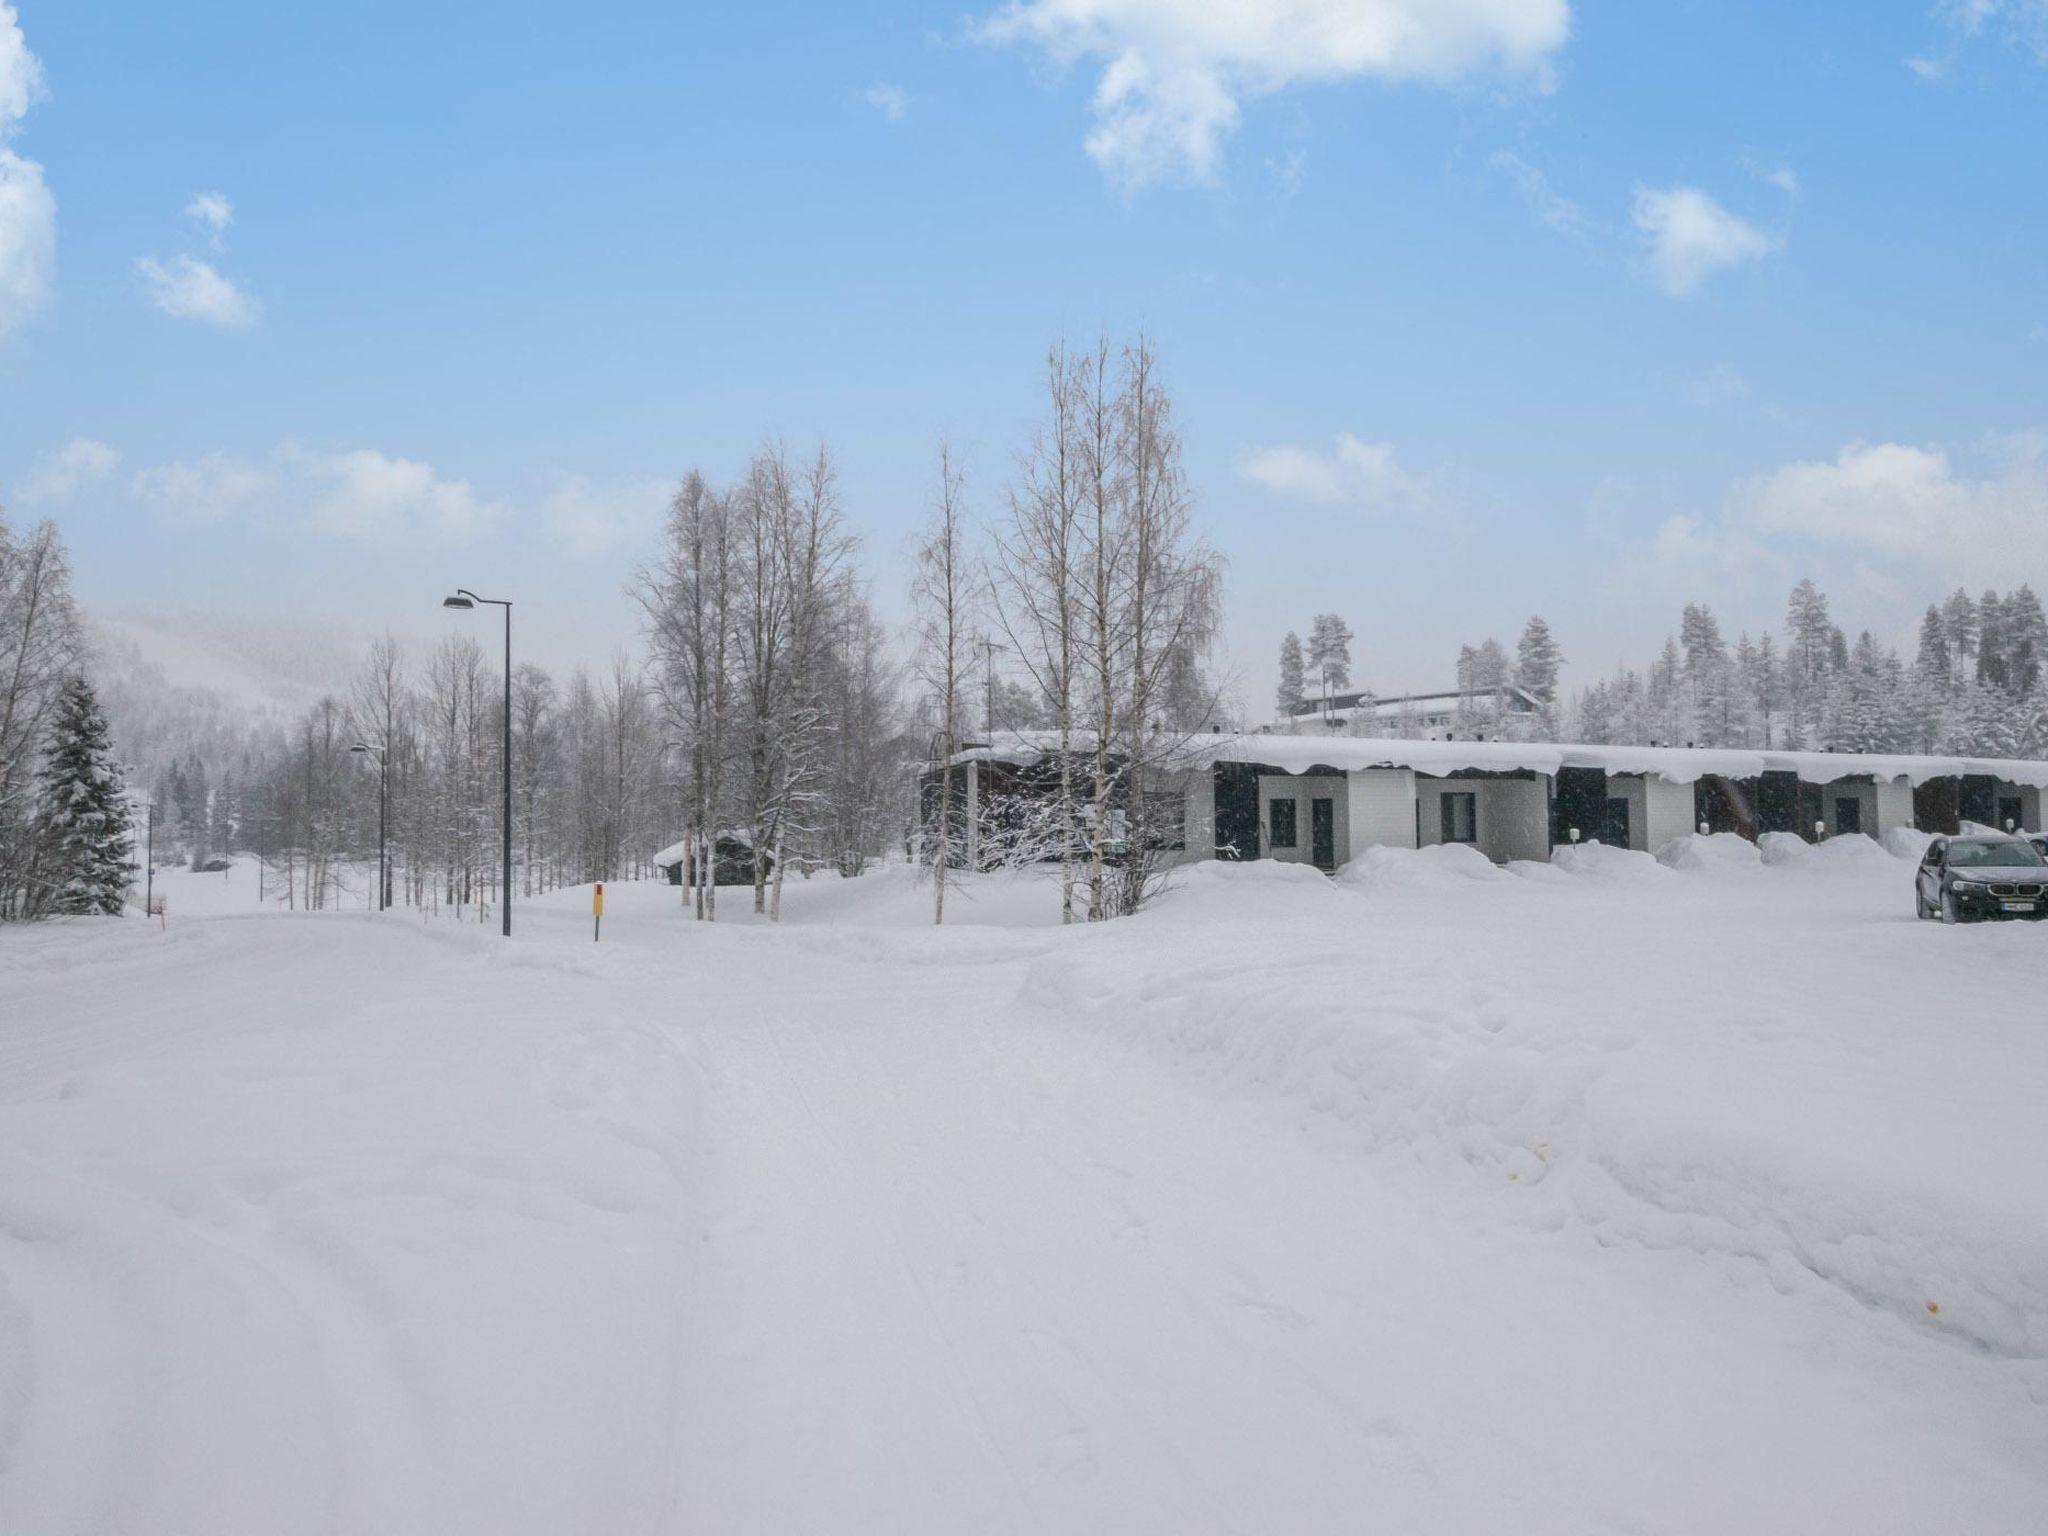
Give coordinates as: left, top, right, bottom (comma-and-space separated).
927, 732, 2048, 875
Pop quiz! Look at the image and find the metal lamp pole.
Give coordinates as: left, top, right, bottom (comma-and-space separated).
349, 742, 388, 910
442, 588, 513, 936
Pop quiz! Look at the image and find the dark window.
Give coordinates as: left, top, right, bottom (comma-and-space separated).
1834, 797, 1863, 835
1269, 798, 1298, 850
1997, 796, 2024, 832
1145, 790, 1186, 851
1441, 792, 1477, 845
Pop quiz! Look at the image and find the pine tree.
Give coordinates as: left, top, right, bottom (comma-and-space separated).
2007, 585, 2046, 696
1305, 614, 1353, 701
1513, 616, 1562, 703
1942, 589, 1978, 688
1275, 631, 1306, 718
31, 677, 136, 917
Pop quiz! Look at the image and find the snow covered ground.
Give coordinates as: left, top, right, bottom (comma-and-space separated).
3, 840, 2045, 1534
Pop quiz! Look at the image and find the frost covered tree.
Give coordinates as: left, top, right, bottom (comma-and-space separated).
990, 344, 1089, 922
0, 513, 84, 919
1513, 616, 1562, 704
912, 442, 976, 924
29, 677, 135, 917
1306, 614, 1352, 704
1275, 631, 1305, 719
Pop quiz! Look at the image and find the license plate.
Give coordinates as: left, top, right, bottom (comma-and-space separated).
2001, 901, 2035, 913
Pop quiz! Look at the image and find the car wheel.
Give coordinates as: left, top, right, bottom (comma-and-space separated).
1940, 890, 1961, 925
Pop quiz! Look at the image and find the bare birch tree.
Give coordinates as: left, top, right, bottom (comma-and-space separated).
912, 442, 975, 924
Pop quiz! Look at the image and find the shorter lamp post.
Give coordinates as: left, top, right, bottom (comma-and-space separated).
350, 742, 389, 910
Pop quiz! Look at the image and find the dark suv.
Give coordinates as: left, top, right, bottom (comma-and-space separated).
1915, 834, 2048, 922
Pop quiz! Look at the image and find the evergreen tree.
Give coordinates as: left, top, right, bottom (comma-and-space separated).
1753, 633, 1781, 746
31, 678, 136, 917
1998, 585, 2045, 697
1513, 616, 1562, 703
1977, 589, 2009, 691
1275, 631, 1306, 718
1942, 589, 1978, 688
1913, 605, 1949, 689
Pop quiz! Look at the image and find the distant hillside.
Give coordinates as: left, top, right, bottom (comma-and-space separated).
86, 609, 371, 784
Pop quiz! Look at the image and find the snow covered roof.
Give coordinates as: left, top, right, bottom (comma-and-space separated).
937, 730, 2048, 789
651, 831, 755, 868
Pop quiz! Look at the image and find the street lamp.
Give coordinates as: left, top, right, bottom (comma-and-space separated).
349, 742, 389, 910
442, 588, 513, 936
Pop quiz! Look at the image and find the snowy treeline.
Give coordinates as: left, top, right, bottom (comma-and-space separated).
637, 442, 911, 920
1564, 580, 2048, 754
946, 337, 1224, 923
0, 511, 136, 919
188, 641, 683, 914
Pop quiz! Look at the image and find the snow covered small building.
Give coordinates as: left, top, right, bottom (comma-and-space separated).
927, 732, 2048, 874
651, 834, 771, 887
1263, 685, 1543, 738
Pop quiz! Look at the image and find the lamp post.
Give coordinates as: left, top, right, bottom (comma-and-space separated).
442, 588, 513, 937
349, 742, 388, 910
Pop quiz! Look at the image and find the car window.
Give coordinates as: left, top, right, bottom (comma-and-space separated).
1947, 841, 2045, 868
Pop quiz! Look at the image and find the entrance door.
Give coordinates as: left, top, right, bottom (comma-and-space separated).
1310, 798, 1335, 873
1834, 797, 1863, 835
1997, 796, 2024, 833
1600, 797, 1632, 848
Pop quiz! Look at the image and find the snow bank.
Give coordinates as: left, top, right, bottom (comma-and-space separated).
1020, 850, 2048, 1364
1886, 825, 1935, 862
1546, 840, 1672, 884
1336, 842, 1517, 894
1656, 832, 1763, 873
1805, 832, 1896, 870
1757, 830, 1814, 865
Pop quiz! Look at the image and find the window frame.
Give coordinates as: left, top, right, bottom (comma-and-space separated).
1268, 797, 1298, 850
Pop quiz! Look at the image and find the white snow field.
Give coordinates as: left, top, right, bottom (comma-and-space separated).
3, 841, 2046, 1535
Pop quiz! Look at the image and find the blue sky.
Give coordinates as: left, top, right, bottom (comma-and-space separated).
1, 1, 2045, 707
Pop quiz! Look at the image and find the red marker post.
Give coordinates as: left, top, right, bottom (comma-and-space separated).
592, 881, 604, 943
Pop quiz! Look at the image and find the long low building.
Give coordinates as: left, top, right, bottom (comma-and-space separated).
929, 732, 2048, 873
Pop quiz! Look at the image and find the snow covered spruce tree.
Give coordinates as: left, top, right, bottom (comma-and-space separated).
1275, 631, 1305, 719
29, 676, 135, 917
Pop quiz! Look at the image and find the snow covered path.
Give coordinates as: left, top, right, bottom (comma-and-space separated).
4, 850, 2046, 1533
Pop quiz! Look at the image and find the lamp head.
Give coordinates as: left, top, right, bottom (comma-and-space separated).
442, 593, 476, 610
349, 743, 369, 754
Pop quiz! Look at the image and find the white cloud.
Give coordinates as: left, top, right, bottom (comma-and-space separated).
541, 474, 669, 559
1913, 1, 2048, 75
1634, 435, 2048, 595
185, 190, 233, 234
982, 0, 1571, 188
279, 444, 499, 545
18, 437, 118, 502
1490, 148, 1586, 235
1239, 431, 1441, 513
130, 450, 281, 525
1631, 185, 1777, 296
0, 1, 40, 129
1762, 164, 1800, 195
864, 84, 909, 122
131, 443, 501, 546
135, 254, 258, 327
0, 2, 52, 341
